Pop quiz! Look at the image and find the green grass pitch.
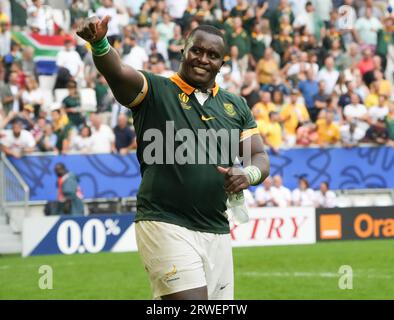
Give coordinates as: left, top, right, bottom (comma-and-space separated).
1, 240, 393, 299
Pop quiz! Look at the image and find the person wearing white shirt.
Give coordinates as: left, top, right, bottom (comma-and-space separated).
123, 35, 148, 70
156, 12, 176, 45
271, 175, 292, 207
343, 92, 369, 135
27, 0, 48, 34
56, 39, 84, 79
292, 176, 315, 207
89, 113, 115, 154
355, 8, 383, 47
314, 182, 337, 208
145, 29, 169, 62
69, 125, 93, 153
255, 176, 278, 207
317, 56, 339, 95
165, 0, 188, 19
368, 96, 389, 123
0, 120, 36, 158
95, 0, 122, 44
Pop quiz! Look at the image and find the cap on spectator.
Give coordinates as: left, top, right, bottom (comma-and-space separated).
291, 89, 299, 95
23, 104, 34, 112
149, 53, 165, 65
51, 102, 62, 111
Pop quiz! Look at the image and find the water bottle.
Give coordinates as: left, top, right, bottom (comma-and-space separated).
227, 191, 250, 225
226, 158, 249, 224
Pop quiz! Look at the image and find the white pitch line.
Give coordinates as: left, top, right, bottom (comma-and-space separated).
240, 271, 393, 279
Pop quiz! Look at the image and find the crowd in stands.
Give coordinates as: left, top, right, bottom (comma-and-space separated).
1, 0, 394, 159
3, 0, 383, 209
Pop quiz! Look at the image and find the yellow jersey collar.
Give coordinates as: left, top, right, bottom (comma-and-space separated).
170, 73, 219, 97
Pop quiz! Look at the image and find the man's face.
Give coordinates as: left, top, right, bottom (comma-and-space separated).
273, 176, 282, 188
180, 30, 224, 89
12, 122, 22, 137
55, 165, 64, 177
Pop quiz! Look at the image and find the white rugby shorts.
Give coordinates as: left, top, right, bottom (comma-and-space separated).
135, 220, 234, 300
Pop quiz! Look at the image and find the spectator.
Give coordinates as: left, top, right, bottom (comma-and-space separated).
123, 35, 149, 70
62, 80, 84, 128
298, 68, 319, 111
343, 93, 369, 136
317, 56, 339, 96
156, 11, 176, 45
355, 7, 382, 48
293, 1, 325, 42
22, 76, 43, 117
280, 89, 310, 147
54, 162, 84, 215
240, 71, 260, 109
89, 112, 116, 154
296, 121, 318, 146
51, 106, 72, 153
69, 125, 92, 153
95, 0, 124, 46
340, 120, 365, 148
292, 175, 315, 207
56, 39, 84, 84
256, 47, 279, 87
357, 47, 374, 76
0, 119, 36, 158
36, 123, 58, 152
113, 113, 136, 154
314, 182, 337, 208
252, 91, 276, 124
311, 80, 329, 122
259, 111, 283, 154
27, 0, 48, 34
315, 110, 341, 145
255, 176, 277, 207
0, 71, 23, 116
227, 17, 250, 76
271, 175, 292, 207
167, 24, 185, 72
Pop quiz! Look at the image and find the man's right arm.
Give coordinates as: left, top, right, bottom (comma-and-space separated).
76, 16, 145, 107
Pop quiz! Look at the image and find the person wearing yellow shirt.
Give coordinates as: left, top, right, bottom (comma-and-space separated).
315, 111, 340, 145
256, 48, 279, 86
364, 81, 379, 108
252, 91, 276, 124
259, 111, 283, 153
280, 89, 310, 146
374, 69, 392, 97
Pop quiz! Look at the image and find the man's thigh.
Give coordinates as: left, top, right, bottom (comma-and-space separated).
135, 221, 207, 299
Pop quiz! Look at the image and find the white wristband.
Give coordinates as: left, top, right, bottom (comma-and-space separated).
244, 166, 262, 185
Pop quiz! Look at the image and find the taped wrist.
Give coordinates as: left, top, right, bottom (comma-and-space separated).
244, 165, 262, 185
91, 37, 111, 57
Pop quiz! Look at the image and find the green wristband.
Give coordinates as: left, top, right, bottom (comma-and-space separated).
244, 166, 262, 185
91, 37, 111, 57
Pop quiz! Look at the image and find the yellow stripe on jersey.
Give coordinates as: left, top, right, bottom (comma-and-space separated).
127, 71, 148, 108
240, 128, 260, 141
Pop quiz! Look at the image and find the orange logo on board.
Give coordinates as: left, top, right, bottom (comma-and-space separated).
320, 214, 342, 239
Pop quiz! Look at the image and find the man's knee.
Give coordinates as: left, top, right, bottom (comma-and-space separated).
161, 286, 208, 300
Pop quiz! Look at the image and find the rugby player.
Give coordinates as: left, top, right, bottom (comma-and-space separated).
77, 16, 269, 300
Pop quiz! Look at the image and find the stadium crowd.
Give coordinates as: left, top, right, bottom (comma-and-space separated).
0, 0, 394, 207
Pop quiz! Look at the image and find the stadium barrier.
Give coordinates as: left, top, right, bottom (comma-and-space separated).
9, 146, 394, 202
316, 206, 394, 241
22, 206, 394, 257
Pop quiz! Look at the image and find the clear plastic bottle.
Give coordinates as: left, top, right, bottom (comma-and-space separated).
227, 191, 249, 224
226, 158, 249, 224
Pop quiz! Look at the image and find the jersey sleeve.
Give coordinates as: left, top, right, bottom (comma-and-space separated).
238, 96, 259, 141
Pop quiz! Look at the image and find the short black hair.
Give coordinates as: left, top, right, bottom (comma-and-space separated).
186, 25, 226, 45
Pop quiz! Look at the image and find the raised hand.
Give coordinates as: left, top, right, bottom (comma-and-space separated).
76, 15, 110, 44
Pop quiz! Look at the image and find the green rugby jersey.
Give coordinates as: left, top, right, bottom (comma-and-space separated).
131, 71, 258, 234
